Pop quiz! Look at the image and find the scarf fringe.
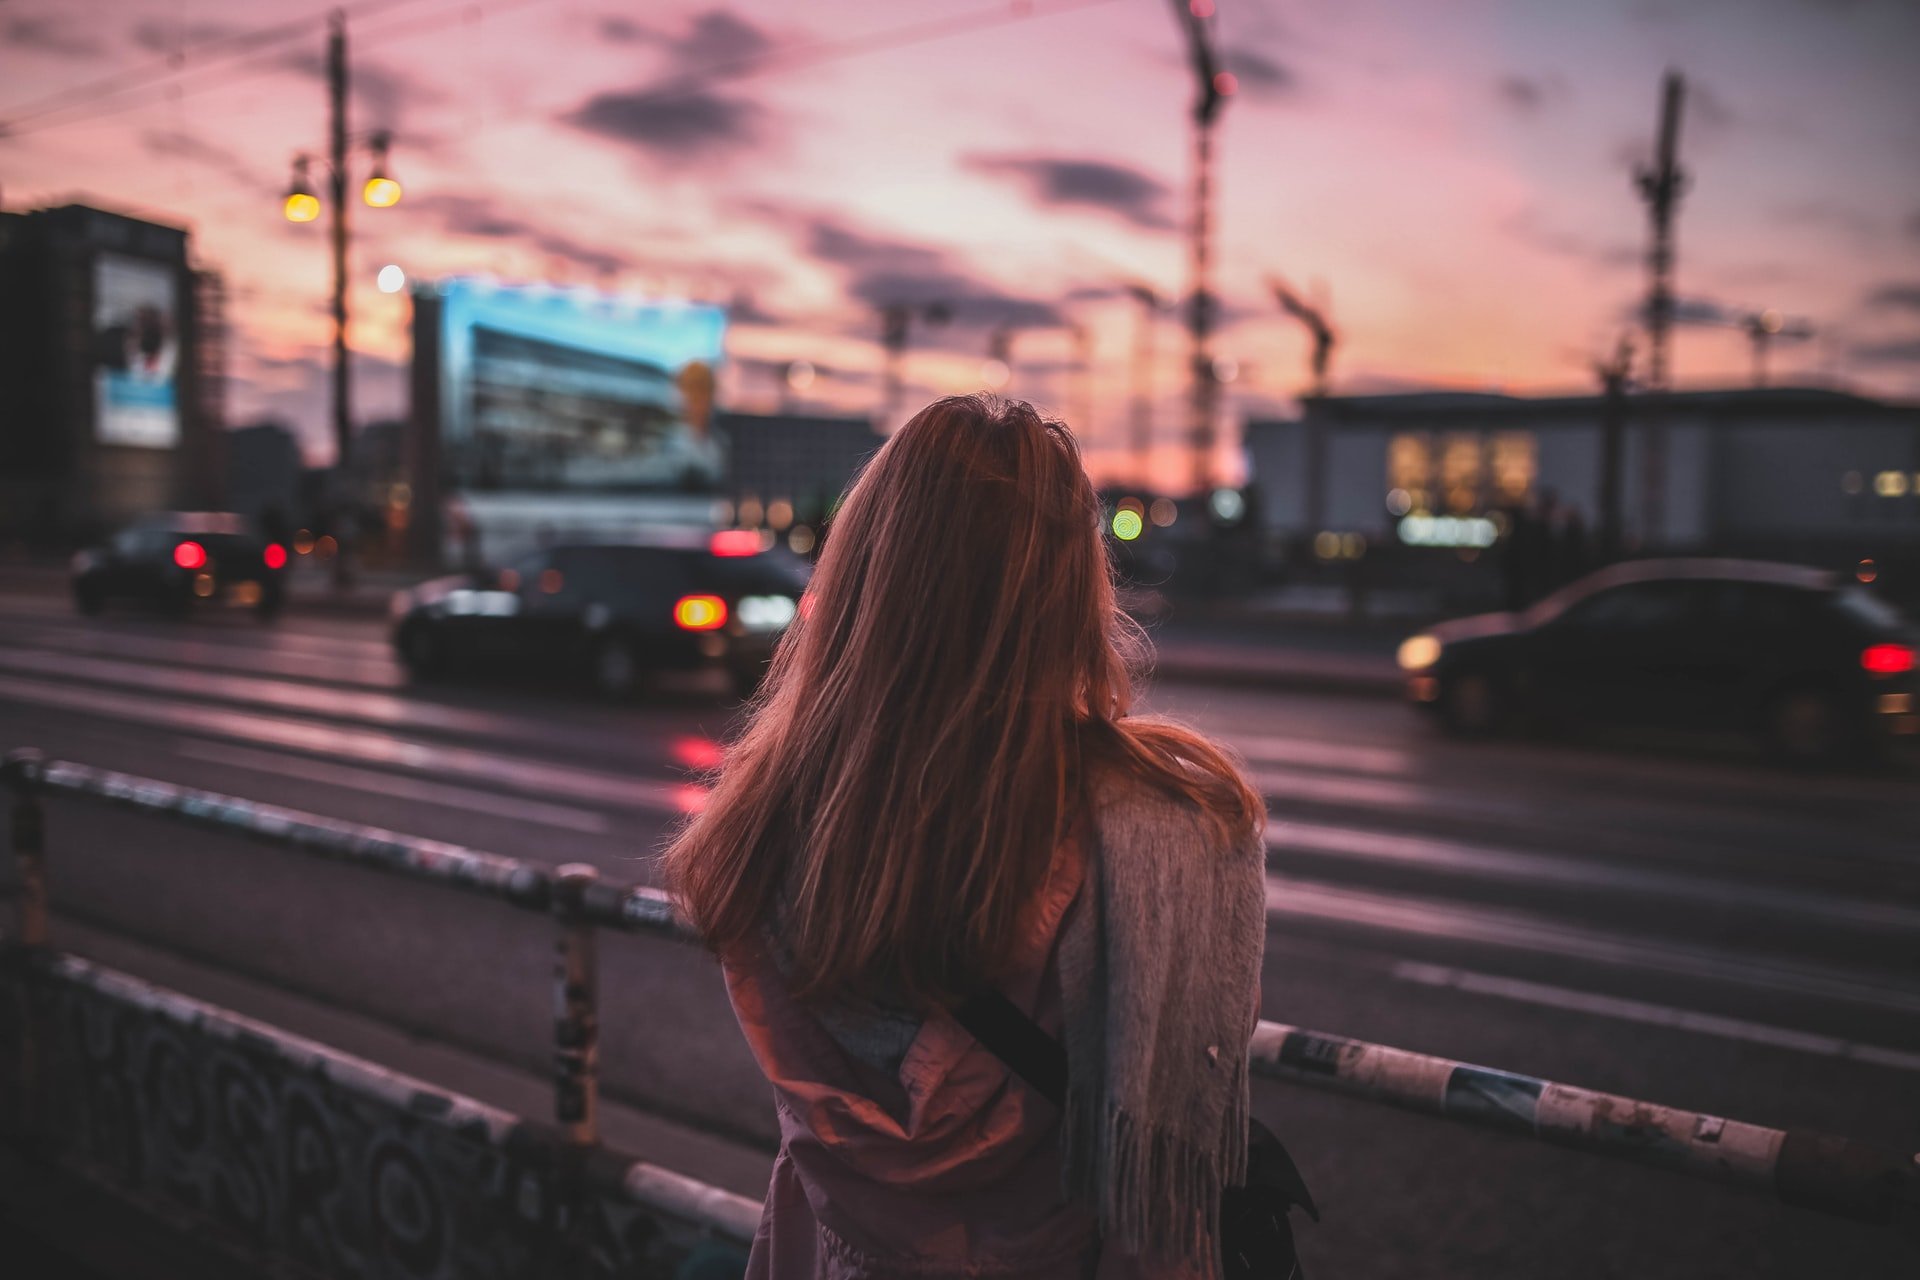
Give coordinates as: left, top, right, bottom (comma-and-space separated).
1061, 1052, 1251, 1280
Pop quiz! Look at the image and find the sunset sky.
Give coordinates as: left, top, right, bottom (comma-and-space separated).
5, 0, 1919, 481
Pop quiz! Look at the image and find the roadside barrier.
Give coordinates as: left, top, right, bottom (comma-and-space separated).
4, 749, 1916, 1271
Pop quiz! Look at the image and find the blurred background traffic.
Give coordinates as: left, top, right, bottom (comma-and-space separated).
3, 1, 1920, 1276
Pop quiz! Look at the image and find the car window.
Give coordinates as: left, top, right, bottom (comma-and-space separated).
1706, 582, 1819, 632
1556, 581, 1701, 632
1833, 588, 1911, 634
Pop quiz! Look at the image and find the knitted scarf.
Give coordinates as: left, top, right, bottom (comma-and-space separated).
1054, 770, 1267, 1275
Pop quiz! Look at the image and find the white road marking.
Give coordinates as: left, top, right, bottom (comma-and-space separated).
1267, 818, 1920, 935
1391, 961, 1920, 1073
1226, 733, 1415, 777
1265, 874, 1920, 1016
173, 738, 611, 834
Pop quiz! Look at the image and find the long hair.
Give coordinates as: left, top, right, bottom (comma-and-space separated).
663, 396, 1262, 1006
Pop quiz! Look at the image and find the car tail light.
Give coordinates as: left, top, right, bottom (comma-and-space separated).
674, 595, 727, 631
1862, 643, 1915, 676
710, 529, 762, 557
173, 540, 207, 570
263, 543, 288, 569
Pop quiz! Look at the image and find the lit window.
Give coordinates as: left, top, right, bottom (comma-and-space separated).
1440, 434, 1483, 514
1491, 433, 1536, 503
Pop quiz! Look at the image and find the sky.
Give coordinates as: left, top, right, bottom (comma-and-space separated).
4, 0, 1920, 482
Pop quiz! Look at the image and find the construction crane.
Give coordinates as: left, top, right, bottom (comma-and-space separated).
1632, 70, 1689, 545
1268, 275, 1336, 398
1168, 0, 1231, 496
1734, 308, 1813, 387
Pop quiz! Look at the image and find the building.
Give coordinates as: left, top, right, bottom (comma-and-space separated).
717, 409, 882, 524
0, 203, 224, 547
1246, 387, 1920, 582
224, 421, 304, 532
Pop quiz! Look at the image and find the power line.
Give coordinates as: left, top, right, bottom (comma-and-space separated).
0, 0, 442, 133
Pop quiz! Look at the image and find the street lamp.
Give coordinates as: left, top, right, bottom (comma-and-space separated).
283, 157, 320, 223
278, 11, 402, 589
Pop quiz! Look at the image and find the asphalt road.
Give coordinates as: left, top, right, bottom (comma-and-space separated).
1, 583, 1916, 1278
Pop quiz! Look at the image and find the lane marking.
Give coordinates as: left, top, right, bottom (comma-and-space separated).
0, 673, 704, 817
1267, 818, 1920, 935
1265, 874, 1920, 1017
173, 739, 611, 835
1391, 961, 1920, 1073
1227, 733, 1415, 777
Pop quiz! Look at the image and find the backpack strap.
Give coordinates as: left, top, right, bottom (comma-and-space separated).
952, 987, 1070, 1108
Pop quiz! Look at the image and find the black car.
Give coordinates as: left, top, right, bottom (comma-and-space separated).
391, 532, 811, 698
71, 512, 288, 619
1398, 559, 1919, 762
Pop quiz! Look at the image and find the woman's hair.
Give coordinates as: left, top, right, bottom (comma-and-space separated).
663, 395, 1262, 1006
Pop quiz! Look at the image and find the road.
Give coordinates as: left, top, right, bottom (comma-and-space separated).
0, 582, 1915, 1278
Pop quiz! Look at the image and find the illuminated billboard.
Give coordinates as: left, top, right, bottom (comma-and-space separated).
92, 253, 180, 448
431, 279, 728, 492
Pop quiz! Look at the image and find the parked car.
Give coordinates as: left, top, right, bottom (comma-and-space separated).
1397, 558, 1919, 762
391, 531, 810, 698
71, 513, 288, 619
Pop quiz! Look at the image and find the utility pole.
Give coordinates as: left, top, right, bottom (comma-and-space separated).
1124, 283, 1159, 491
1594, 334, 1634, 562
1169, 0, 1230, 497
878, 302, 950, 428
1737, 308, 1811, 387
328, 10, 352, 588
281, 10, 401, 583
1633, 70, 1687, 546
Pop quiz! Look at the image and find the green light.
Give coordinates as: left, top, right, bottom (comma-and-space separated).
1111, 509, 1143, 541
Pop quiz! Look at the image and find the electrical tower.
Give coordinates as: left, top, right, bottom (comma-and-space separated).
1633, 71, 1688, 545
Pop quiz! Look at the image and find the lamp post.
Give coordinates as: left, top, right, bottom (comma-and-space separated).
282, 9, 402, 589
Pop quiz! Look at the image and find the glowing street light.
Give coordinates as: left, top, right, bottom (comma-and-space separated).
362, 130, 402, 207
377, 264, 406, 293
283, 158, 320, 222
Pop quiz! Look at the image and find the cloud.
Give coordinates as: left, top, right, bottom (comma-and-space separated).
1221, 48, 1296, 97
1773, 199, 1878, 242
597, 9, 775, 66
1866, 283, 1920, 314
410, 194, 631, 276
6, 14, 107, 57
129, 18, 242, 54
1616, 294, 1737, 328
277, 47, 440, 130
789, 211, 1064, 333
563, 85, 762, 158
963, 153, 1175, 232
1495, 73, 1566, 114
140, 129, 269, 193
1850, 337, 1920, 365
1503, 209, 1638, 270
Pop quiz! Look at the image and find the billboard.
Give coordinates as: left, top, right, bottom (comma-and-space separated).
92, 253, 180, 448
432, 279, 728, 493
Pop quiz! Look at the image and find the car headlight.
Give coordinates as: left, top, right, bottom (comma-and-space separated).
1397, 634, 1443, 671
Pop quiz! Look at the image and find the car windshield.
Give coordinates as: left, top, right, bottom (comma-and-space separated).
1832, 587, 1911, 634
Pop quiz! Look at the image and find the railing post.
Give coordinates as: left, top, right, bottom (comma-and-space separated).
552, 863, 600, 1147
5, 749, 48, 949
4, 748, 48, 1146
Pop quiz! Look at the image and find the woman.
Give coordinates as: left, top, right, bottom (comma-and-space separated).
665, 396, 1267, 1278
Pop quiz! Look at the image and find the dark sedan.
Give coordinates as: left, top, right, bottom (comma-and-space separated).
391, 531, 810, 698
1398, 559, 1918, 762
71, 513, 287, 619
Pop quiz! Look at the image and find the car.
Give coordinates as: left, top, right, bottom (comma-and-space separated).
71, 512, 288, 619
1397, 558, 1919, 763
390, 530, 811, 699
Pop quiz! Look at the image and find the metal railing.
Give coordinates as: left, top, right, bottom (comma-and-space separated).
6, 749, 1918, 1239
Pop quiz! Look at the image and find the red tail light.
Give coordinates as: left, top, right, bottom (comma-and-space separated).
263, 543, 288, 569
674, 595, 727, 631
173, 540, 207, 570
710, 529, 762, 557
1862, 644, 1915, 676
